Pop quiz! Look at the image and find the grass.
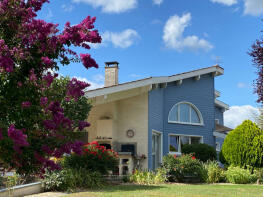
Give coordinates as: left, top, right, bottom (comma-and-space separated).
65, 183, 263, 197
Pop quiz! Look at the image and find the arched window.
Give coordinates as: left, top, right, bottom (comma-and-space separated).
168, 102, 203, 125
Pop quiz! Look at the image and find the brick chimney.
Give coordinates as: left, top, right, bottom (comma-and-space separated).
105, 61, 119, 87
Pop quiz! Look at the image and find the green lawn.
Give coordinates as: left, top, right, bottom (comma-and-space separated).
66, 184, 263, 197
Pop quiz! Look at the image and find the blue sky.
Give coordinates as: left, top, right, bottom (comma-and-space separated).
38, 0, 263, 127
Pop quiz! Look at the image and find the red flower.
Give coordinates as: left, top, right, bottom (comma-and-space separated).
192, 156, 196, 160
173, 154, 177, 159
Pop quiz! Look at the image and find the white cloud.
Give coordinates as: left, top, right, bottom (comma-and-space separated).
92, 29, 139, 49
62, 4, 74, 12
163, 13, 213, 52
244, 0, 263, 16
224, 105, 259, 129
153, 0, 163, 5
237, 82, 246, 88
74, 76, 104, 90
72, 0, 137, 13
92, 74, 104, 83
210, 0, 238, 6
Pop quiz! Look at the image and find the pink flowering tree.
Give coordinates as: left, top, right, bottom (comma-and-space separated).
0, 0, 101, 177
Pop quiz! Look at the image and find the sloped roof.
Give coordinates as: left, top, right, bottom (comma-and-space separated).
215, 124, 232, 134
85, 65, 224, 98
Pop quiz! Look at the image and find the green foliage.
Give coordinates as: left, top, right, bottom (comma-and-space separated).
181, 143, 217, 162
219, 150, 227, 165
225, 166, 257, 184
49, 77, 92, 130
63, 142, 118, 175
63, 152, 117, 175
222, 120, 263, 168
162, 154, 207, 183
43, 168, 103, 192
129, 168, 167, 185
204, 161, 225, 183
255, 168, 263, 184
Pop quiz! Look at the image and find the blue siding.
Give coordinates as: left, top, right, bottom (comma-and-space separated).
215, 106, 224, 125
148, 74, 216, 170
148, 88, 164, 169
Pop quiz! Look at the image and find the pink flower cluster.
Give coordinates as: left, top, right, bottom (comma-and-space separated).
67, 78, 90, 101
21, 101, 31, 108
8, 125, 29, 153
43, 101, 72, 131
43, 72, 58, 87
78, 121, 90, 131
80, 53, 99, 69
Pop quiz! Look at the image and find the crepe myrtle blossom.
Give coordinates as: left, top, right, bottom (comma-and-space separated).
0, 0, 100, 175
8, 125, 29, 153
67, 78, 90, 101
78, 121, 90, 131
21, 101, 31, 108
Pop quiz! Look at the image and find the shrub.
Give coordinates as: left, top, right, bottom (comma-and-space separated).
182, 144, 217, 162
222, 120, 263, 169
162, 154, 207, 183
43, 170, 69, 191
255, 168, 263, 184
129, 168, 166, 185
43, 168, 102, 191
204, 161, 225, 183
63, 141, 118, 175
225, 166, 257, 184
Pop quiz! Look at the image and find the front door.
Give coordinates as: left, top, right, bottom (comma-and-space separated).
152, 131, 162, 170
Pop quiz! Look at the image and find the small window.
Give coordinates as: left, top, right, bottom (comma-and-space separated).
169, 135, 203, 153
168, 102, 203, 125
215, 119, 219, 125
216, 142, 220, 152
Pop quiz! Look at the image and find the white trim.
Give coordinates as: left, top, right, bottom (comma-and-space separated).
215, 99, 229, 110
215, 90, 221, 98
216, 142, 221, 152
168, 133, 204, 155
168, 101, 204, 126
213, 131, 226, 139
85, 66, 224, 98
152, 130, 163, 164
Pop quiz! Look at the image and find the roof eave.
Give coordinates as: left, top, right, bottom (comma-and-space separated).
85, 65, 224, 98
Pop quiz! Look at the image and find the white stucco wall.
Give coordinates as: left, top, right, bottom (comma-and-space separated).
86, 91, 149, 169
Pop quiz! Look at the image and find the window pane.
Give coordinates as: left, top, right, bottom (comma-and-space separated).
169, 105, 178, 121
170, 136, 179, 152
191, 108, 200, 123
180, 104, 190, 122
152, 135, 155, 152
191, 137, 201, 144
180, 136, 190, 150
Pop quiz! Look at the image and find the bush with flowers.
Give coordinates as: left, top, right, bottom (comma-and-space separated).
0, 0, 101, 178
162, 154, 207, 182
63, 141, 119, 175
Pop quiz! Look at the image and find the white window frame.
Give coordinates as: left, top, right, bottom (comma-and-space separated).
215, 119, 219, 125
168, 101, 204, 126
216, 142, 221, 152
152, 130, 163, 165
168, 134, 204, 155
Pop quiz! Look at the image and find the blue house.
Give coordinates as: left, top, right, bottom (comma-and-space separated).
85, 62, 230, 174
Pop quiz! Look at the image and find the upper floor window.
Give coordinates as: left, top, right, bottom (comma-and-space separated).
168, 102, 203, 125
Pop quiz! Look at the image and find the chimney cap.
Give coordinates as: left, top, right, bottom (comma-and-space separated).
105, 61, 119, 67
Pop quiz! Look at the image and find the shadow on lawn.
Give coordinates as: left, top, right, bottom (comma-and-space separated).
98, 184, 164, 193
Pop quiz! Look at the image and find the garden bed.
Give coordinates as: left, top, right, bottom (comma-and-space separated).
0, 182, 42, 197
